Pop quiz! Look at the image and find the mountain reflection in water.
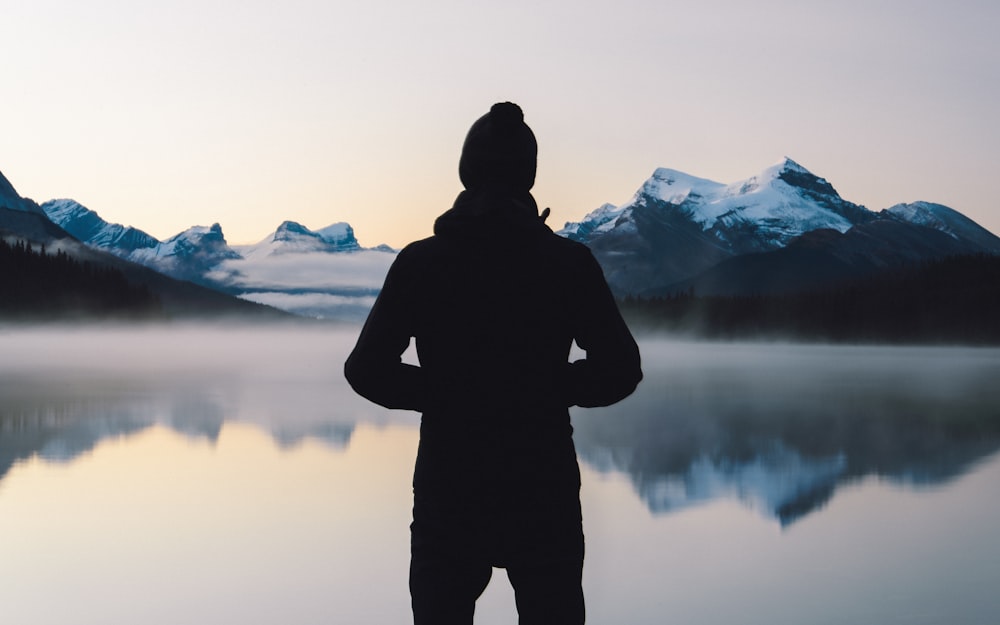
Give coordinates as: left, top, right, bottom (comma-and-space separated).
2, 326, 999, 527
571, 341, 1000, 524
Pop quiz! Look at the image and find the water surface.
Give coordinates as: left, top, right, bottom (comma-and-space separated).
1, 325, 998, 624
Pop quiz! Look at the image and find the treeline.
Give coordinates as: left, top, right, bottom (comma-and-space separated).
0, 238, 162, 319
619, 254, 1000, 344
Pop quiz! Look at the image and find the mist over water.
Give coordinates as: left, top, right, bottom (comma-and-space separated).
2, 324, 999, 624
573, 340, 1000, 523
1, 322, 394, 442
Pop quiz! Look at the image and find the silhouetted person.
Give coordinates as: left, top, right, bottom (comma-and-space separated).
344, 102, 642, 624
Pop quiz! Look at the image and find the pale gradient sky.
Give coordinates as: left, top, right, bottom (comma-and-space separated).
2, 0, 998, 248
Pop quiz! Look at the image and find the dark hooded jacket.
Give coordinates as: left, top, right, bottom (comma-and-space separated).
344, 190, 642, 513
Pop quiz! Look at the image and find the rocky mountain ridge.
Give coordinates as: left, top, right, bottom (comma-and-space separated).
559, 158, 1000, 296
4, 160, 999, 318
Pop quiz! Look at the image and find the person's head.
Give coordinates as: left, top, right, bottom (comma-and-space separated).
459, 102, 537, 194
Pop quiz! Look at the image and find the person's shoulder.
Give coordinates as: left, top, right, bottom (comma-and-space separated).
395, 235, 440, 257
531, 231, 605, 284
541, 230, 597, 259
389, 235, 454, 271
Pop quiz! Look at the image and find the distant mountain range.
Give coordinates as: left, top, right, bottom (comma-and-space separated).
1, 176, 288, 319
559, 158, 1000, 297
3, 158, 999, 321
34, 197, 396, 320
39, 197, 384, 285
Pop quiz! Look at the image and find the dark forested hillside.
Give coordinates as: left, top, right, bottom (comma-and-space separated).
620, 254, 1000, 344
0, 238, 162, 319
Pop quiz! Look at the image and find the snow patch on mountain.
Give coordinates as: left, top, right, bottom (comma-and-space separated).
555, 158, 882, 296
315, 222, 358, 246
709, 158, 856, 236
887, 202, 954, 230
39, 193, 394, 319
42, 199, 159, 252
561, 158, 864, 250
123, 223, 240, 281
884, 201, 1000, 253
639, 168, 727, 223
236, 220, 361, 259
560, 203, 627, 238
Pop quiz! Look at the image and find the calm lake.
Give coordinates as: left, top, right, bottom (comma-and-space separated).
2, 324, 999, 625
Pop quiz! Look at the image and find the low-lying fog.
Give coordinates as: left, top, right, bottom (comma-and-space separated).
3, 322, 999, 524
3, 323, 1000, 625
0, 323, 395, 454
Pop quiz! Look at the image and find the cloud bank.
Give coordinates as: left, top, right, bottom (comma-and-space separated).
207, 249, 396, 320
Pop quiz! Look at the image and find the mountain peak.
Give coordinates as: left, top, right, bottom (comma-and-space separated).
42, 199, 94, 228
558, 159, 877, 295
764, 158, 842, 201
885, 202, 1000, 252
42, 198, 159, 252
641, 168, 725, 206
559, 203, 626, 241
315, 222, 355, 242
749, 157, 816, 186
171, 223, 225, 238
777, 156, 809, 174
0, 169, 20, 203
274, 221, 311, 238
243, 220, 361, 257
0, 169, 44, 214
153, 223, 235, 260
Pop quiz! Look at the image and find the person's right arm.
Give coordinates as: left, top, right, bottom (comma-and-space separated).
343, 249, 428, 412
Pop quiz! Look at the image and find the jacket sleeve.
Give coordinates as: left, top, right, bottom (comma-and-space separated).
562, 247, 643, 408
343, 250, 428, 412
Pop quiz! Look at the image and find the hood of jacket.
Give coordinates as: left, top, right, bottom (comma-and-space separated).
433, 190, 552, 244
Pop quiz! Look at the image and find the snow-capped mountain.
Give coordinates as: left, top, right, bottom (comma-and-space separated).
562, 158, 871, 250
42, 199, 159, 253
883, 201, 1000, 253
11, 158, 999, 318
558, 158, 876, 295
129, 223, 243, 283
38, 197, 395, 319
41, 199, 242, 285
236, 220, 361, 258
0, 177, 286, 319
660, 199, 1000, 299
215, 220, 394, 320
559, 158, 997, 296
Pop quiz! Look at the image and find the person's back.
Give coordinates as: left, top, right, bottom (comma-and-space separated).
345, 102, 642, 625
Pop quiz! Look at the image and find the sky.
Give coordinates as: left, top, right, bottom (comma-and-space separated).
2, 0, 998, 248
